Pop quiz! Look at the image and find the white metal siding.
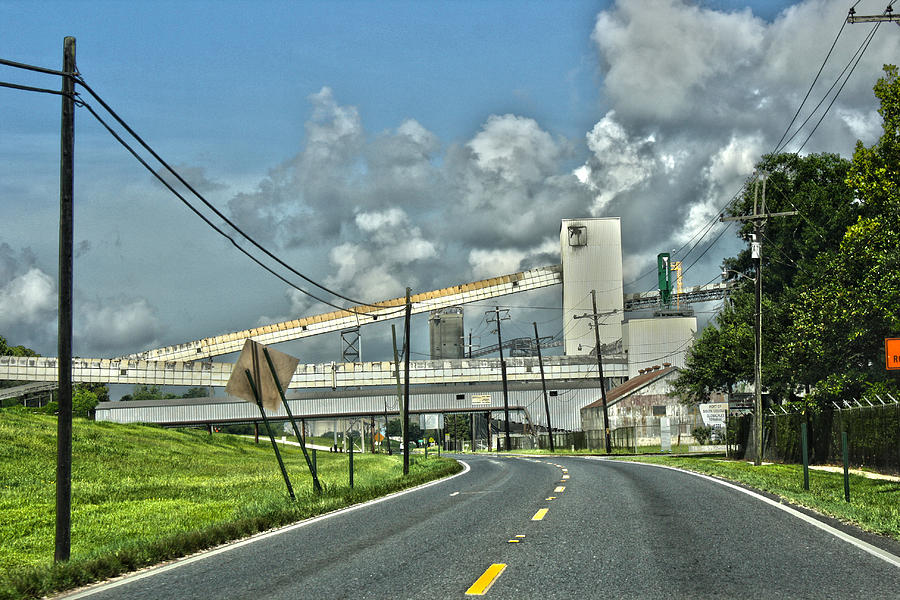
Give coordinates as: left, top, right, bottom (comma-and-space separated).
561, 218, 624, 356
623, 317, 696, 378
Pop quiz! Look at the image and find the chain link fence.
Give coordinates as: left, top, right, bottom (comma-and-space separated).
730, 400, 900, 474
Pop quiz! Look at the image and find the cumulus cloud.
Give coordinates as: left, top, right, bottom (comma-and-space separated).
0, 243, 163, 357
76, 297, 162, 355
154, 164, 227, 194
224, 0, 899, 329
579, 0, 899, 282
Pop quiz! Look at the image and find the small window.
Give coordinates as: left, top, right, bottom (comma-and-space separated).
652, 405, 667, 416
456, 394, 465, 400
549, 390, 558, 397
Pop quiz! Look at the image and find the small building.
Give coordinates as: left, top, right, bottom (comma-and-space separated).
580, 365, 705, 449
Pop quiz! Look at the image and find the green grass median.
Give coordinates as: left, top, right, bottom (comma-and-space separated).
0, 411, 460, 600
614, 455, 900, 542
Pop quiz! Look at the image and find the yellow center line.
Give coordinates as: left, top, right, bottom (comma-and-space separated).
546, 496, 556, 500
554, 486, 565, 492
562, 474, 570, 480
466, 563, 507, 595
532, 508, 549, 521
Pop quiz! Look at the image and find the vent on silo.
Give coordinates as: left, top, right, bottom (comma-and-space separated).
567, 225, 587, 246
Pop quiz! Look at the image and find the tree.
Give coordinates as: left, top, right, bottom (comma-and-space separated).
182, 387, 209, 398
674, 151, 857, 404
444, 413, 471, 440
72, 386, 99, 418
786, 65, 900, 405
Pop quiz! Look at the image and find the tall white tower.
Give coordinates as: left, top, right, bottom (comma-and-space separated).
560, 218, 624, 356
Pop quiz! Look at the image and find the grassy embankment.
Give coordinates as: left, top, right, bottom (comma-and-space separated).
614, 454, 900, 541
0, 411, 460, 600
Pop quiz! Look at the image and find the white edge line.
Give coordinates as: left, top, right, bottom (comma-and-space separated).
590, 458, 900, 569
63, 460, 472, 598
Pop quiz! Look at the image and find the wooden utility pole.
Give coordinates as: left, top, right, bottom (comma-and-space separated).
721, 175, 795, 466
579, 291, 612, 453
487, 307, 511, 451
402, 288, 412, 475
533, 322, 554, 452
55, 36, 75, 564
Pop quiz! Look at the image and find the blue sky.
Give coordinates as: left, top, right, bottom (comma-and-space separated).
1, 0, 898, 373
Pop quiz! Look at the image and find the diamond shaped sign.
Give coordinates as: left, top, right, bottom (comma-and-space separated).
225, 339, 300, 411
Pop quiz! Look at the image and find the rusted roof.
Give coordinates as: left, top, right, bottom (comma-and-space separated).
581, 366, 677, 410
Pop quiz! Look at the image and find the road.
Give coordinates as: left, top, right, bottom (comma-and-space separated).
64, 454, 900, 599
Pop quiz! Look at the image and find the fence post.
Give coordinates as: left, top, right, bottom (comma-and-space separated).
349, 439, 354, 488
801, 421, 809, 491
842, 430, 850, 503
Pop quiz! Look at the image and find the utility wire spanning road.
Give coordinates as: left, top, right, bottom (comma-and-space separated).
64, 455, 900, 599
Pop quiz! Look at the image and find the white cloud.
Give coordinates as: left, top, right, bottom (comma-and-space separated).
0, 267, 56, 326
77, 298, 162, 356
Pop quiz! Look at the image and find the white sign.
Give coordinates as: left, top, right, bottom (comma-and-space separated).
699, 403, 728, 427
471, 394, 492, 405
660, 417, 672, 452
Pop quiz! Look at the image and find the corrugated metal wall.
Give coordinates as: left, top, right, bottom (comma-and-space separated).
560, 218, 624, 356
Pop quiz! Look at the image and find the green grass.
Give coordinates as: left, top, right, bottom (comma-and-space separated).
614, 455, 900, 541
0, 410, 460, 600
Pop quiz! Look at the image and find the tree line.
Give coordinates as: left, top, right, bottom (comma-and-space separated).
673, 65, 900, 411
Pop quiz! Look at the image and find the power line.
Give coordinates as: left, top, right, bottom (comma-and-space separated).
77, 97, 401, 317
0, 80, 68, 96
73, 74, 400, 312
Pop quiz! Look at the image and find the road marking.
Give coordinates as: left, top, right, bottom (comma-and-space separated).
64, 461, 473, 599
546, 496, 556, 500
554, 486, 565, 493
515, 534, 525, 538
590, 458, 900, 569
532, 508, 549, 521
562, 474, 570, 480
450, 491, 460, 496
507, 539, 521, 543
466, 563, 507, 595
562, 469, 568, 473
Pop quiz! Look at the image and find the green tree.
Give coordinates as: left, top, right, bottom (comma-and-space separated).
444, 414, 471, 440
72, 386, 99, 418
181, 387, 209, 398
786, 65, 900, 405
674, 151, 857, 404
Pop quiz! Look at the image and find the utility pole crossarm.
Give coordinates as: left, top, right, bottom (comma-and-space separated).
720, 211, 798, 222
847, 14, 900, 24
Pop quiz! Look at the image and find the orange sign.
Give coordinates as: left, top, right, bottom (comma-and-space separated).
886, 338, 900, 370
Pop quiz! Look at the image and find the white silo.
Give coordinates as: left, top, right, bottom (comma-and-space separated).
560, 218, 624, 356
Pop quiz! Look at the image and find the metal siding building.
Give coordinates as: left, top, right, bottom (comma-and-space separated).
94, 379, 620, 434
560, 218, 624, 356
622, 317, 696, 378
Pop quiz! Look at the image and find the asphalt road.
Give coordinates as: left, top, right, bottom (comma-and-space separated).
64, 454, 900, 599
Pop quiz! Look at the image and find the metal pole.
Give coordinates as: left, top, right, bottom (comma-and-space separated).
842, 431, 850, 502
471, 412, 475, 453
591, 291, 612, 454
55, 36, 76, 564
533, 322, 554, 452
349, 435, 354, 488
261, 348, 321, 493
245, 369, 294, 501
403, 288, 412, 475
801, 421, 809, 491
